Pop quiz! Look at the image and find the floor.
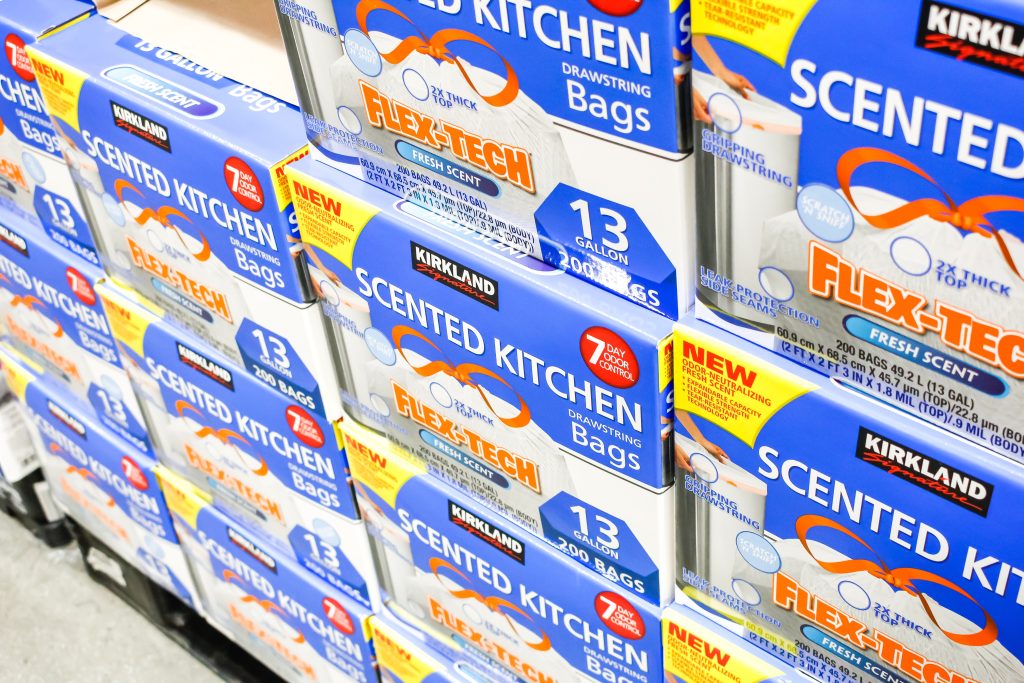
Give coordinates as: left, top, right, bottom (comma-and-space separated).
0, 512, 222, 683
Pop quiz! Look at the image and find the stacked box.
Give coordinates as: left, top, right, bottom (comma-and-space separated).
344, 417, 666, 683
158, 467, 378, 683
26, 15, 347, 419
98, 279, 379, 609
0, 341, 199, 610
275, 0, 695, 318
674, 318, 1024, 683
371, 611, 520, 683
689, 0, 1024, 459
0, 210, 150, 451
0, 0, 98, 263
288, 155, 676, 605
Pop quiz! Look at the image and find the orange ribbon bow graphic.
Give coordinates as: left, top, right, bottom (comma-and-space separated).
356, 0, 519, 108
50, 442, 117, 510
175, 400, 267, 476
114, 179, 211, 262
430, 557, 551, 651
796, 515, 997, 647
837, 148, 1024, 280
9, 295, 64, 337
222, 569, 306, 644
393, 325, 531, 428
11, 294, 42, 310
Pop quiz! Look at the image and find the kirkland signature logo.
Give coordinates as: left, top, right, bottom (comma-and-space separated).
227, 526, 277, 573
176, 342, 234, 390
412, 242, 499, 309
48, 400, 86, 438
0, 222, 27, 256
111, 101, 171, 151
917, 0, 1024, 77
856, 427, 994, 516
448, 500, 524, 563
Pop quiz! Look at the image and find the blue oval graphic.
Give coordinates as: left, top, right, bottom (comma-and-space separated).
151, 278, 214, 323
844, 315, 1007, 396
419, 429, 509, 489
396, 140, 500, 197
344, 29, 382, 77
797, 184, 855, 242
736, 531, 781, 573
103, 65, 223, 119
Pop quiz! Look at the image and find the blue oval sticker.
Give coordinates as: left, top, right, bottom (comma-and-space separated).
103, 65, 223, 119
419, 429, 510, 489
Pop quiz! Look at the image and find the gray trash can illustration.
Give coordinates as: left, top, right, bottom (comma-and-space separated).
694, 71, 802, 329
276, 0, 360, 164
678, 450, 769, 606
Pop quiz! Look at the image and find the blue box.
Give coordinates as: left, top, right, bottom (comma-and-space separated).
275, 0, 696, 317
289, 156, 676, 604
0, 209, 150, 451
26, 17, 349, 420
689, 0, 1024, 461
0, 0, 97, 262
96, 279, 380, 609
674, 317, 1024, 683
1, 341, 199, 609
158, 467, 378, 683
345, 418, 666, 683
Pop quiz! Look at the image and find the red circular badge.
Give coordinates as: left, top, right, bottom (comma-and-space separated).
224, 156, 264, 212
580, 327, 639, 389
5, 34, 34, 82
594, 591, 646, 640
286, 405, 325, 449
66, 267, 96, 306
121, 456, 149, 491
322, 597, 355, 635
588, 0, 644, 17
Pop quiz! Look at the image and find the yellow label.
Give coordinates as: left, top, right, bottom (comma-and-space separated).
288, 165, 377, 270
342, 420, 423, 509
370, 617, 440, 683
659, 334, 673, 393
23, 47, 87, 131
155, 466, 210, 530
693, 0, 816, 66
674, 326, 814, 447
39, 10, 92, 39
271, 145, 310, 212
0, 343, 39, 401
664, 609, 785, 683
98, 285, 156, 357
